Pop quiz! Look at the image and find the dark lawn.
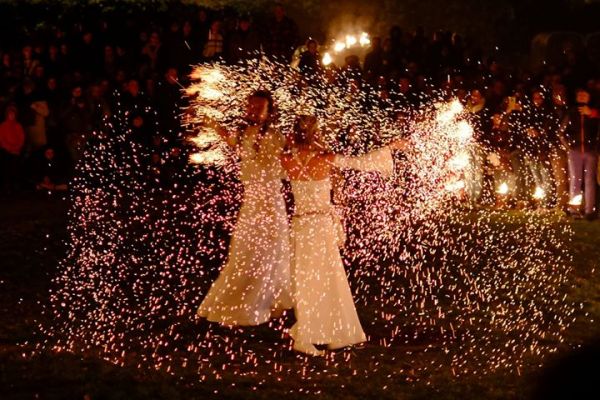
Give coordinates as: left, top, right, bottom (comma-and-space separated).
0, 194, 599, 400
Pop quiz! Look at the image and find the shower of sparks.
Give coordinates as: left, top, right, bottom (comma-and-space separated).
37, 58, 577, 393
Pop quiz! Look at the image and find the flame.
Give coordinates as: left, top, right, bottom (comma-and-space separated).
331, 32, 370, 55
533, 186, 546, 200
190, 67, 225, 84
569, 194, 582, 206
345, 35, 357, 47
333, 41, 346, 53
199, 86, 223, 100
188, 127, 221, 149
449, 99, 464, 114
454, 121, 473, 141
445, 180, 465, 192
322, 52, 333, 66
497, 182, 509, 195
436, 100, 464, 124
449, 151, 470, 170
189, 150, 226, 166
359, 32, 370, 46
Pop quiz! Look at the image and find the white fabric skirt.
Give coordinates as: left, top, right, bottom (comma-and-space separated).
289, 213, 366, 347
197, 180, 293, 325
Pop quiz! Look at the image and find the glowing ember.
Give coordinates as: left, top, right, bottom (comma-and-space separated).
445, 180, 465, 192
333, 41, 346, 53
533, 186, 546, 200
569, 194, 582, 206
345, 34, 358, 47
454, 120, 474, 141
449, 152, 470, 170
497, 182, 510, 195
190, 67, 225, 84
359, 32, 370, 47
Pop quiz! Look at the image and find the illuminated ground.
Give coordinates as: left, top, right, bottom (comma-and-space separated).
1, 193, 599, 400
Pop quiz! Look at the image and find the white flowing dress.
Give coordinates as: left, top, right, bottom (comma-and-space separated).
197, 126, 293, 325
289, 148, 394, 348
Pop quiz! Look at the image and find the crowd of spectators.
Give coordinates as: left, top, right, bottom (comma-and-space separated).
0, 3, 599, 218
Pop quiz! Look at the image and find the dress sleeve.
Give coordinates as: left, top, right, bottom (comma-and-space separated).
334, 147, 394, 176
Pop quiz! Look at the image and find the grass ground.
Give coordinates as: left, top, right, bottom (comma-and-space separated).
0, 193, 599, 399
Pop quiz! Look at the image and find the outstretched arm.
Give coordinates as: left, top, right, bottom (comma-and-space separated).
334, 146, 395, 176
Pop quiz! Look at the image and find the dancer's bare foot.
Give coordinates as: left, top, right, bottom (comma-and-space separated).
293, 341, 324, 356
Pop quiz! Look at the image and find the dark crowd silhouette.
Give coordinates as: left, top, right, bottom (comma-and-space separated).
0, 2, 599, 219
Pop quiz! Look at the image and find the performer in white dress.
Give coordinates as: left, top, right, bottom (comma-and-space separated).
197, 90, 293, 325
281, 116, 396, 355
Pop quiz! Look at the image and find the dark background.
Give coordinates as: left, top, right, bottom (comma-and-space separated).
2, 0, 600, 57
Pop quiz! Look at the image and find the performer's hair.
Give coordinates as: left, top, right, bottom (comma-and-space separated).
293, 115, 318, 146
249, 89, 275, 115
248, 89, 275, 135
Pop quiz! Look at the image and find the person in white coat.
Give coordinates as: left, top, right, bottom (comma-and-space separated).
281, 115, 399, 355
197, 90, 294, 326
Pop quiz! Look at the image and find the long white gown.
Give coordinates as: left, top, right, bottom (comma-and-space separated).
197, 126, 293, 326
289, 148, 394, 348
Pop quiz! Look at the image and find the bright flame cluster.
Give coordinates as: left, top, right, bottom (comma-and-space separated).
323, 32, 371, 66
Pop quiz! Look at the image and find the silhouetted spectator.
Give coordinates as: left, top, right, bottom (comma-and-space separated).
60, 85, 92, 163
32, 146, 68, 192
226, 15, 261, 64
202, 20, 224, 61
298, 39, 321, 79
262, 3, 299, 61
0, 105, 25, 193
564, 88, 599, 219
364, 37, 385, 83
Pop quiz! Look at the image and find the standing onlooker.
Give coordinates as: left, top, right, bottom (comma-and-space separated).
501, 94, 528, 204
60, 85, 92, 164
487, 112, 517, 202
141, 32, 164, 78
465, 88, 490, 205
194, 8, 211, 54
262, 3, 299, 61
226, 15, 261, 64
180, 20, 200, 71
202, 20, 224, 61
298, 39, 321, 79
77, 31, 102, 78
21, 45, 40, 77
364, 37, 385, 84
0, 105, 25, 193
88, 83, 111, 130
155, 67, 183, 146
548, 84, 570, 210
32, 146, 68, 192
564, 88, 600, 219
522, 89, 553, 206
26, 96, 50, 152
